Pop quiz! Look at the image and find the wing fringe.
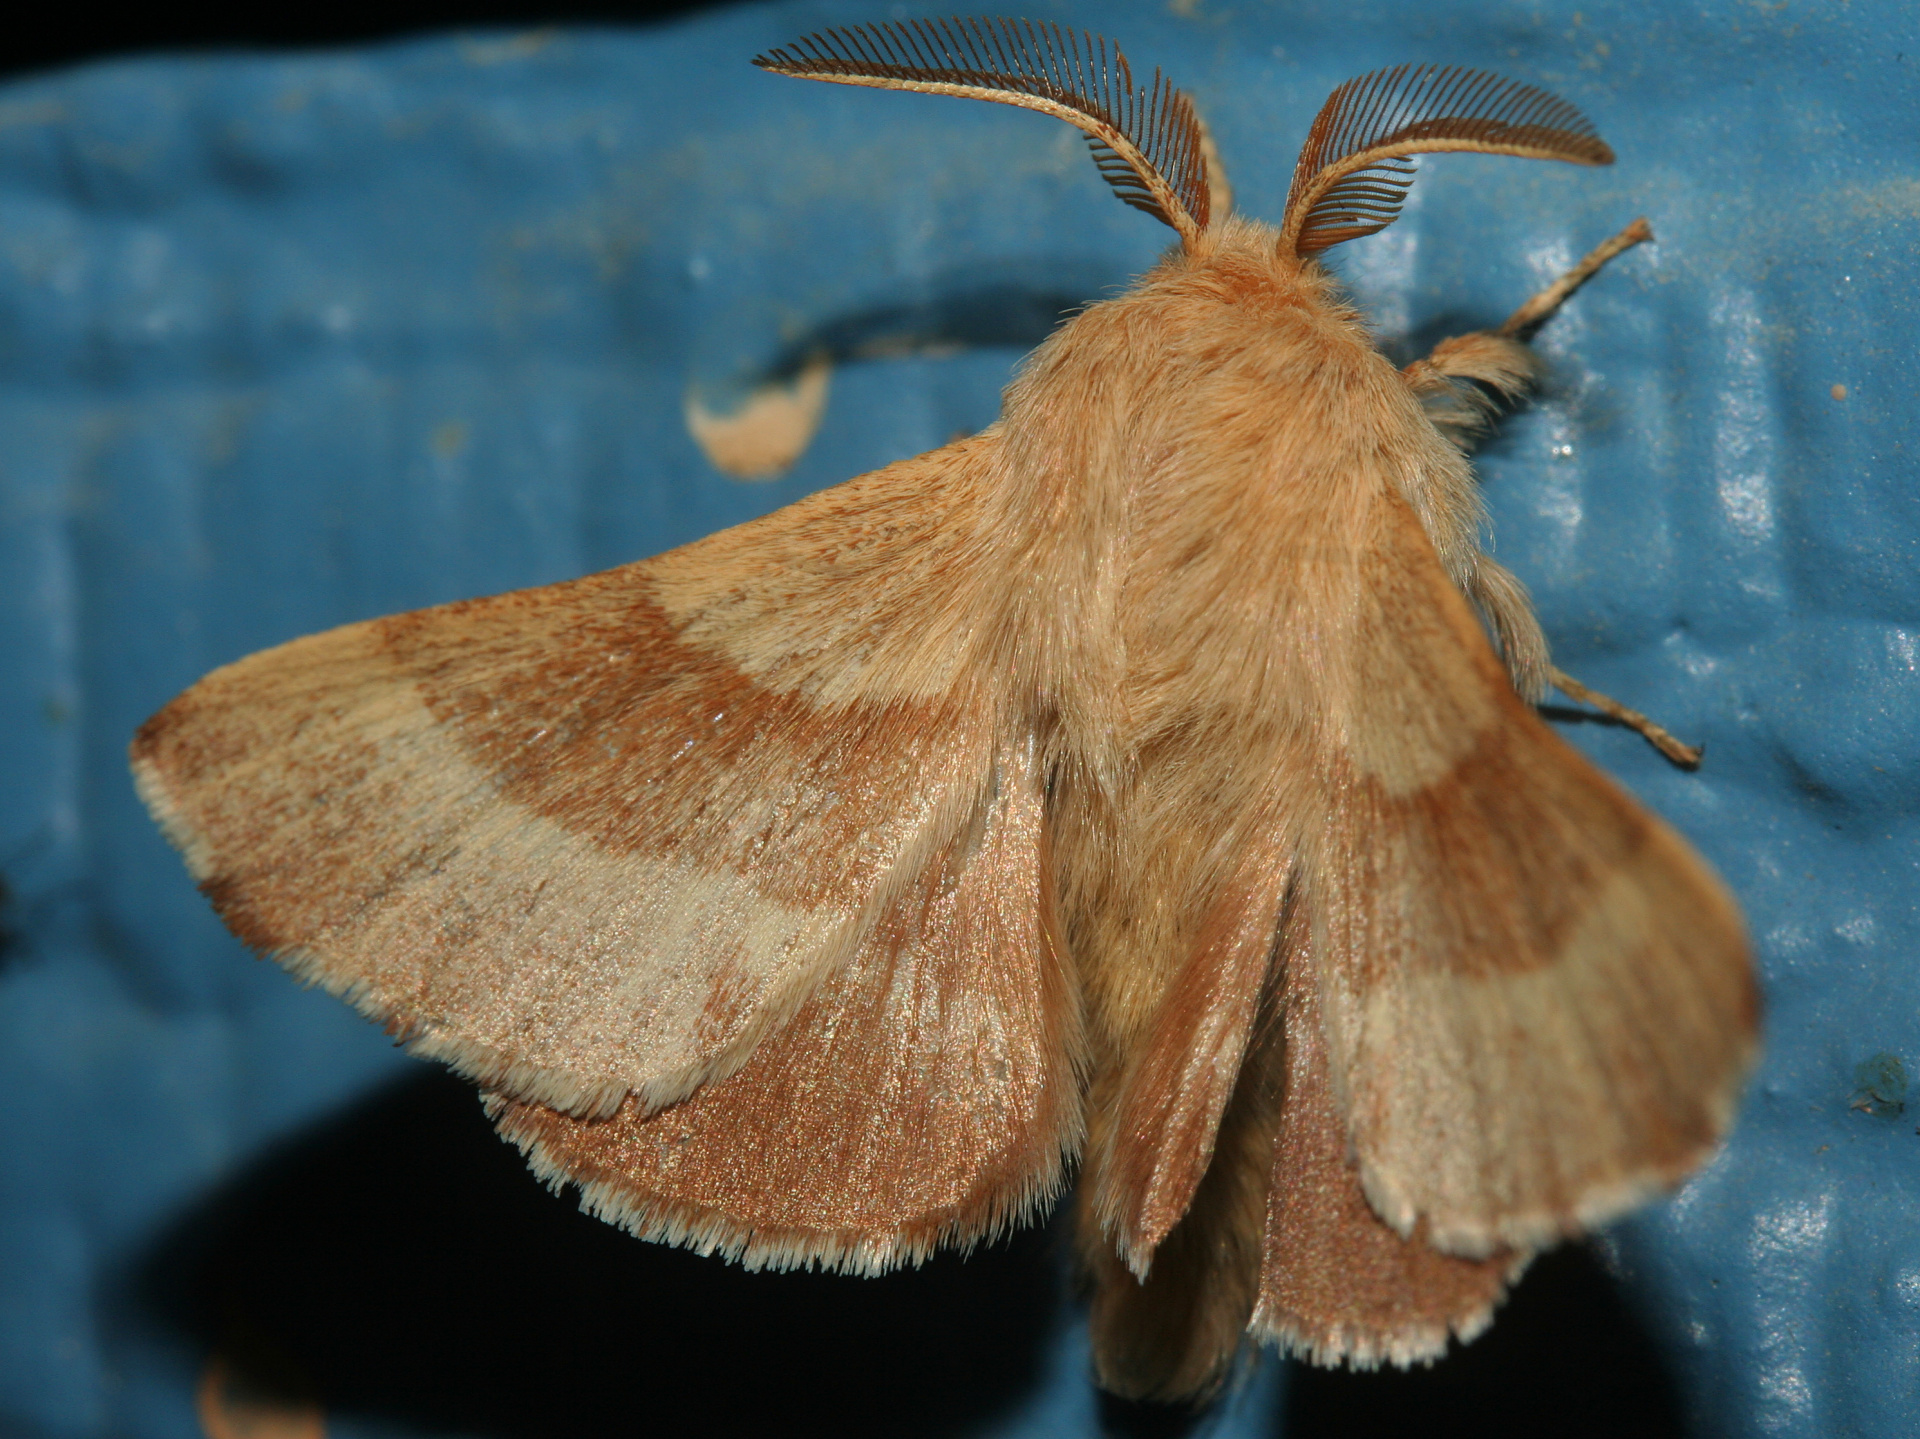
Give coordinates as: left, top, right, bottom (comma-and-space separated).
487, 1092, 1073, 1277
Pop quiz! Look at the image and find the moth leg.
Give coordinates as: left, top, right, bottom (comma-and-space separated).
1400, 332, 1540, 449
1549, 667, 1703, 768
1405, 216, 1695, 764
1499, 217, 1702, 767
1401, 331, 1550, 696
1467, 556, 1550, 703
1402, 217, 1654, 444
1499, 217, 1653, 339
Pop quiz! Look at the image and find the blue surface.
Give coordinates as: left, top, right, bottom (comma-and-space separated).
1, 3, 1916, 1435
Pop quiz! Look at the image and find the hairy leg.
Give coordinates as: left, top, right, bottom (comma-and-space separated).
1407, 218, 1700, 766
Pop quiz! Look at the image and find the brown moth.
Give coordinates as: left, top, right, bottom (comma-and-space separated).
130, 19, 1758, 1402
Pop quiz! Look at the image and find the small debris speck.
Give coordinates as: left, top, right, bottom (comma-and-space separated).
1852, 1051, 1907, 1117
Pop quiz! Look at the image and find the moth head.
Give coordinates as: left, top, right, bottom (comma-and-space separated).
753, 18, 1215, 251
1279, 65, 1613, 261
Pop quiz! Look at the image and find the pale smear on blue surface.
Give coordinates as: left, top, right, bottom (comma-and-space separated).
1, 4, 1916, 1437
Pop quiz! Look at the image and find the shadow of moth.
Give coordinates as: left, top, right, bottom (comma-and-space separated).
130, 18, 1759, 1402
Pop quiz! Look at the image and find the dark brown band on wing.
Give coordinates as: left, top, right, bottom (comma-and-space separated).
1323, 714, 1657, 985
387, 571, 981, 911
128, 560, 1003, 1113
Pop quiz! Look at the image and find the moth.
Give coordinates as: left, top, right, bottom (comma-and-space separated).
132, 19, 1759, 1401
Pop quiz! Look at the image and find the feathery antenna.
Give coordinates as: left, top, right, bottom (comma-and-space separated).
1282, 65, 1612, 257
755, 18, 1212, 247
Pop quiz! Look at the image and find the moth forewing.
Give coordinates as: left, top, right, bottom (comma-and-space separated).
130, 18, 1757, 1407
1300, 491, 1756, 1261
129, 434, 1047, 1129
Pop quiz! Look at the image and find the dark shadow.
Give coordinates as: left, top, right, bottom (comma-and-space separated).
1098, 1391, 1210, 1439
1539, 701, 1625, 730
0, 873, 17, 969
129, 1065, 1066, 1438
1388, 309, 1597, 369
2, 3, 739, 81
0, 825, 83, 978
753, 276, 1106, 386
681, 259, 1126, 411
1379, 312, 1494, 370
1539, 703, 1699, 773
1372, 310, 1564, 470
1282, 1244, 1685, 1439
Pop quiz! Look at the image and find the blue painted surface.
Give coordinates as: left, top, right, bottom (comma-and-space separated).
0, 2, 1915, 1435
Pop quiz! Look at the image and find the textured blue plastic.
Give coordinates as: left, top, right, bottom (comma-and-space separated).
1, 3, 1915, 1436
